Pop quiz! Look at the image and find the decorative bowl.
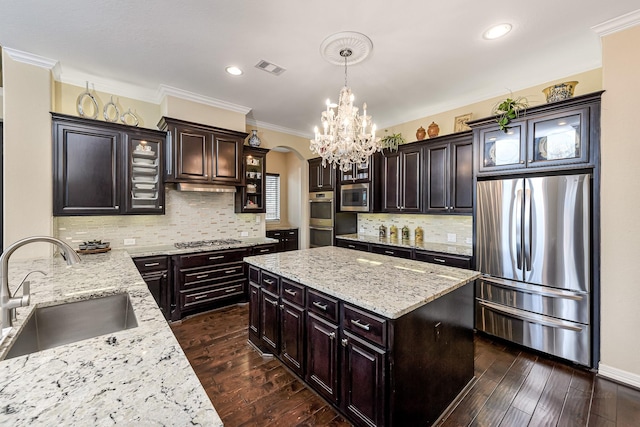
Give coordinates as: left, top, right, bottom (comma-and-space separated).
542, 81, 578, 103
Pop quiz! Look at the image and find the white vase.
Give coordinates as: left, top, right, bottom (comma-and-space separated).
248, 130, 261, 147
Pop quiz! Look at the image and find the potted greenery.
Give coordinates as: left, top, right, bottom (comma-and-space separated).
380, 131, 406, 152
493, 96, 529, 132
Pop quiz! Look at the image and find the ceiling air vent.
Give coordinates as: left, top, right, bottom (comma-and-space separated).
255, 60, 286, 76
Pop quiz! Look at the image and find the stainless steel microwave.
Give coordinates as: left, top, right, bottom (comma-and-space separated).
340, 183, 370, 212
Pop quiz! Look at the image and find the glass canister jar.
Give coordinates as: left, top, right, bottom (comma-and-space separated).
401, 225, 410, 240
389, 225, 398, 239
415, 226, 424, 243
379, 224, 387, 238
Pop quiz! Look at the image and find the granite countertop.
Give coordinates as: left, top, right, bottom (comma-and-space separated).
0, 250, 222, 426
125, 236, 279, 257
265, 222, 297, 231
244, 246, 480, 319
337, 233, 473, 256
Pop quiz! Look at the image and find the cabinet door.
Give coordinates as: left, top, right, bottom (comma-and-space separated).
450, 139, 473, 213
341, 332, 387, 427
309, 158, 322, 192
319, 162, 335, 190
125, 131, 165, 214
280, 300, 305, 377
174, 125, 210, 181
212, 134, 242, 184
401, 147, 422, 212
478, 122, 526, 173
306, 312, 340, 404
425, 142, 449, 213
249, 282, 261, 343
53, 121, 121, 215
283, 230, 299, 251
237, 147, 267, 213
260, 289, 279, 353
527, 108, 589, 168
382, 151, 401, 212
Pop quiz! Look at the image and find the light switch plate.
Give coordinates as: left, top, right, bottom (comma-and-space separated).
124, 238, 136, 246
240, 231, 249, 237
255, 215, 261, 224
447, 233, 456, 243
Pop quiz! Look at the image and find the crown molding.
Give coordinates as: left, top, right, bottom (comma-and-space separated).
592, 9, 640, 37
2, 47, 60, 79
157, 84, 251, 115
58, 67, 159, 104
246, 117, 313, 140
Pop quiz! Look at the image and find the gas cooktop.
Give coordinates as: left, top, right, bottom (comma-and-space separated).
173, 239, 242, 249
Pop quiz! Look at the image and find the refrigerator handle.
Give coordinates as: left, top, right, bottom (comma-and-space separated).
524, 188, 532, 271
515, 189, 523, 270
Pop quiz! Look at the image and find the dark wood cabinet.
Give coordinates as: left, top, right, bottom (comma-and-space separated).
370, 243, 413, 259
280, 299, 305, 377
381, 145, 422, 213
470, 92, 602, 177
171, 248, 248, 320
236, 146, 268, 213
125, 131, 165, 214
53, 113, 165, 216
266, 228, 299, 252
133, 255, 171, 320
335, 239, 370, 252
309, 157, 335, 192
251, 243, 278, 255
260, 288, 280, 352
306, 311, 340, 404
414, 250, 472, 269
159, 117, 246, 185
425, 132, 473, 214
249, 281, 261, 342
339, 162, 373, 184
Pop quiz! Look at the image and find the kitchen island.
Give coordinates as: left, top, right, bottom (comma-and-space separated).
244, 246, 480, 427
0, 250, 221, 426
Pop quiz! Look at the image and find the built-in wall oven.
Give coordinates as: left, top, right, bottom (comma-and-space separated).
309, 191, 334, 248
340, 183, 370, 212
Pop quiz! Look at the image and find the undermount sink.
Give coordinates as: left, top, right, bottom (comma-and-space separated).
4, 293, 138, 360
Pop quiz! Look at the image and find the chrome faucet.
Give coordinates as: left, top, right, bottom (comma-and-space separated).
0, 236, 81, 335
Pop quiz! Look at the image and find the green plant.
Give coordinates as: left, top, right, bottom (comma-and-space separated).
493, 96, 529, 132
380, 131, 406, 152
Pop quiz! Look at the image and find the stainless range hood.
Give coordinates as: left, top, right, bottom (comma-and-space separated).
175, 183, 237, 193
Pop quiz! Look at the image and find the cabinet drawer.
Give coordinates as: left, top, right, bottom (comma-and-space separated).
180, 262, 244, 290
336, 239, 370, 252
266, 230, 284, 238
181, 281, 245, 310
176, 249, 246, 268
133, 255, 169, 273
253, 244, 278, 255
307, 289, 339, 323
370, 244, 413, 259
342, 304, 387, 347
281, 278, 305, 307
414, 251, 472, 269
261, 271, 280, 293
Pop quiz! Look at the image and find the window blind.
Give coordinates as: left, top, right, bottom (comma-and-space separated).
265, 173, 280, 221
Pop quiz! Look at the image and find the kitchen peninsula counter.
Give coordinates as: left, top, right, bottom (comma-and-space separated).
337, 233, 473, 257
0, 250, 221, 426
124, 236, 278, 258
244, 246, 479, 319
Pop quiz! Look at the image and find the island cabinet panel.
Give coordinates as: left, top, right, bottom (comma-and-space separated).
280, 300, 305, 377
260, 288, 280, 352
306, 311, 340, 404
248, 282, 260, 341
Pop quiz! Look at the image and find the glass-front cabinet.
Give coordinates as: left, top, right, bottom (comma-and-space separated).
340, 162, 372, 183
125, 132, 164, 214
236, 146, 268, 213
478, 107, 589, 174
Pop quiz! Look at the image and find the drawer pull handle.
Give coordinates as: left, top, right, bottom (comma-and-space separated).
351, 319, 371, 331
259, 249, 270, 253
285, 289, 297, 296
384, 250, 394, 255
433, 258, 446, 263
209, 255, 224, 260
279, 304, 285, 310
225, 269, 237, 274
348, 245, 355, 248
329, 332, 336, 340
225, 288, 238, 293
264, 279, 275, 285
194, 294, 209, 300
265, 297, 278, 306
341, 338, 348, 347
313, 301, 328, 311
196, 274, 209, 279
289, 232, 295, 235
144, 262, 160, 267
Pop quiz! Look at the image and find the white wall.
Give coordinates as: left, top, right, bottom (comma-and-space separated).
598, 24, 640, 387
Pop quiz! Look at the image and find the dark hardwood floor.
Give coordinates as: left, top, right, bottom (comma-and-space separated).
170, 304, 640, 427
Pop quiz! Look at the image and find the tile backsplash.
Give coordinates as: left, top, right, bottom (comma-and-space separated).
55, 188, 262, 248
357, 213, 472, 246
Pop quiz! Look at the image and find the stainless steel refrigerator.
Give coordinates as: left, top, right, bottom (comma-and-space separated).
475, 173, 592, 366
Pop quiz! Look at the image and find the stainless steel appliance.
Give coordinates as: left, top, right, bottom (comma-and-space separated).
476, 173, 592, 366
309, 191, 334, 248
340, 183, 370, 212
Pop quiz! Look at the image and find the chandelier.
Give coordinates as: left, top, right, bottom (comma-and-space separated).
310, 40, 381, 173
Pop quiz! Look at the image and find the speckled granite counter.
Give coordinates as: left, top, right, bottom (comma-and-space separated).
0, 250, 221, 426
244, 246, 479, 319
124, 236, 278, 258
337, 233, 473, 256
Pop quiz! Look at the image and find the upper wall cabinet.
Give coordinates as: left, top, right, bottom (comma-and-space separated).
381, 144, 422, 213
236, 146, 269, 213
158, 117, 247, 186
52, 113, 165, 216
308, 157, 335, 192
470, 92, 603, 177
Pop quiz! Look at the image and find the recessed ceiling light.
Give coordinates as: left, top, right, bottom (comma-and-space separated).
225, 66, 243, 76
483, 23, 512, 40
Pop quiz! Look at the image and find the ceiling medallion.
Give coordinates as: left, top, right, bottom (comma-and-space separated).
311, 32, 381, 173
